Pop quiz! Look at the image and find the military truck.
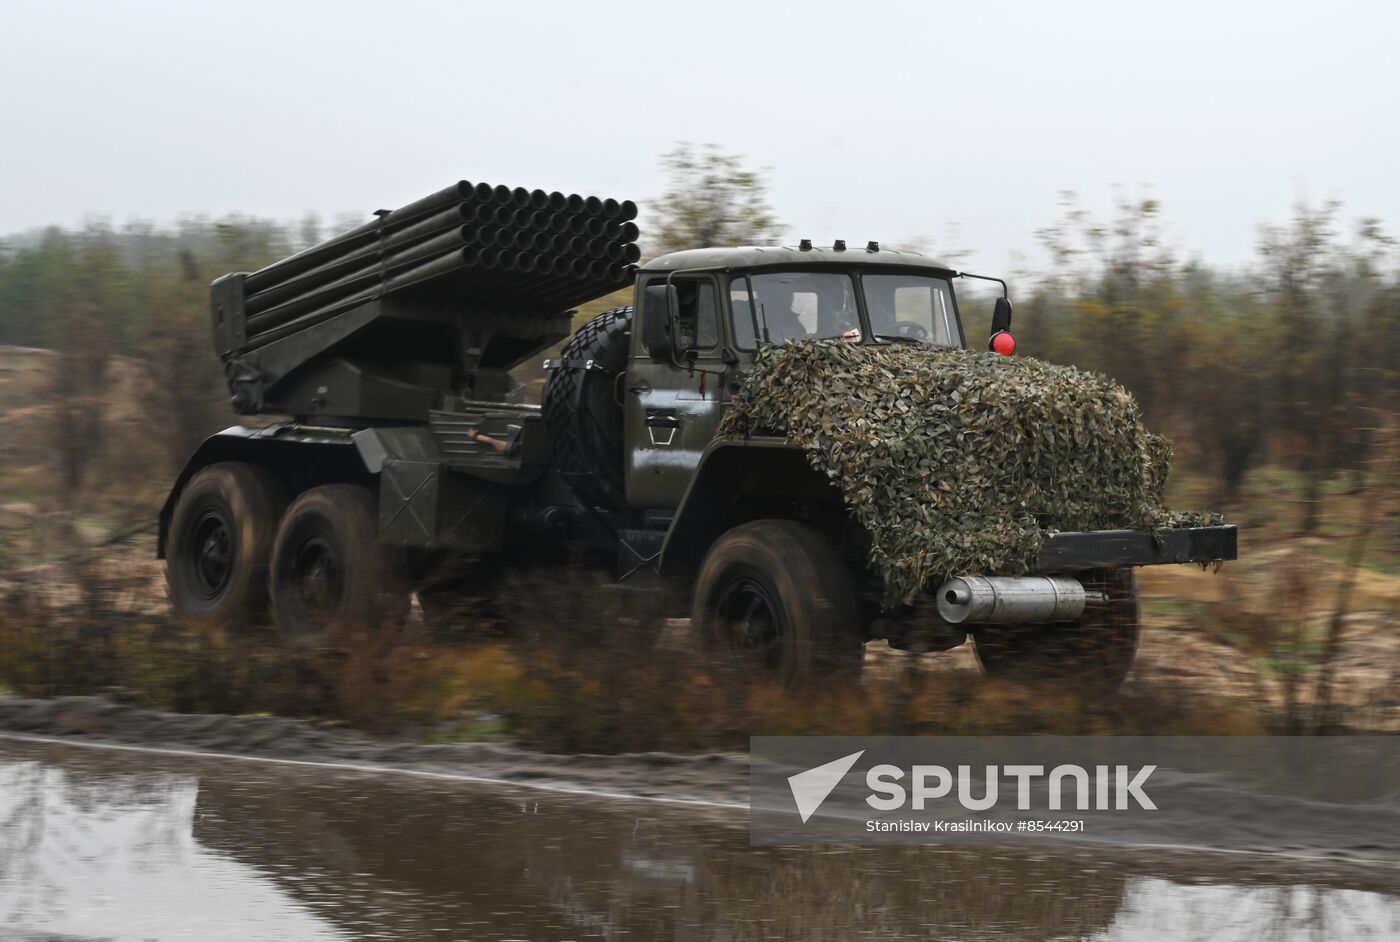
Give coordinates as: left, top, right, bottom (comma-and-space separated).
160, 180, 1236, 688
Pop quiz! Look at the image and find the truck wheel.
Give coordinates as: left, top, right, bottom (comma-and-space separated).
692, 520, 865, 689
270, 484, 404, 643
972, 569, 1140, 690
166, 462, 287, 627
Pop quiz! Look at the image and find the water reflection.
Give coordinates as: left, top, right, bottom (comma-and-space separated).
0, 741, 1396, 941
0, 759, 343, 940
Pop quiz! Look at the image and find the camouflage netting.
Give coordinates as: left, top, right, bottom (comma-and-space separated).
718, 341, 1221, 605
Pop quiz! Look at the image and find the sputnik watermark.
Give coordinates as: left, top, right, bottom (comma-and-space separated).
864, 762, 1156, 812
787, 751, 1153, 823
786, 750, 865, 822
751, 736, 1396, 846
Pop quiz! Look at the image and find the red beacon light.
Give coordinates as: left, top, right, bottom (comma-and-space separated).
989, 330, 1016, 357
957, 273, 1016, 356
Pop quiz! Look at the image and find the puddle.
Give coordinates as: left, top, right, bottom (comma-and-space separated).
1, 740, 1396, 941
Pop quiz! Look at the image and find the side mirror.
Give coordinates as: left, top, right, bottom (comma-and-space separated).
642, 284, 678, 361
991, 296, 1013, 334
988, 296, 1016, 356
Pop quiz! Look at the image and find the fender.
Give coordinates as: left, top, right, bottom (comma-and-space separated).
660, 437, 844, 573
157, 424, 364, 558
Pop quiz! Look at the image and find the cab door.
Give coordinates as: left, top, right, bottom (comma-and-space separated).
623, 273, 729, 510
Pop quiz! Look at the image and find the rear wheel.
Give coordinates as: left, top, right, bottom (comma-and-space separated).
972, 569, 1140, 690
270, 485, 406, 643
692, 520, 865, 689
166, 462, 287, 627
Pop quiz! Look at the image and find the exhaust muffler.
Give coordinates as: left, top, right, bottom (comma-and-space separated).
935, 575, 1103, 624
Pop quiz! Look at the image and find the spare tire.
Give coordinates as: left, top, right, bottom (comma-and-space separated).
542, 306, 633, 512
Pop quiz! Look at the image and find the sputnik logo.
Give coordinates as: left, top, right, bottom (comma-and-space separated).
787, 750, 865, 823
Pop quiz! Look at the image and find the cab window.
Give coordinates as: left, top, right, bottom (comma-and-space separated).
728, 271, 860, 348
729, 276, 758, 348
675, 279, 719, 351
862, 274, 960, 346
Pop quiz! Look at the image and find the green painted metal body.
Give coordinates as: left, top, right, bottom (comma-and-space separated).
166, 244, 1236, 593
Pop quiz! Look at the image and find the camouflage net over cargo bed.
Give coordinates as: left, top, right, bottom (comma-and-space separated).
718, 341, 1220, 605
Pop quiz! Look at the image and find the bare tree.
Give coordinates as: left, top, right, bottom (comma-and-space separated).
650, 143, 783, 255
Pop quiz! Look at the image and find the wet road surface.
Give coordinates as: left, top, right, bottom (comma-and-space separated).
1, 738, 1397, 941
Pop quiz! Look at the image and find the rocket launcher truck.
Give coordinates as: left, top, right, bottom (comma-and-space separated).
161, 179, 1237, 689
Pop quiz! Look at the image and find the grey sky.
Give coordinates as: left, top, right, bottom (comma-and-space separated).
2, 0, 1395, 275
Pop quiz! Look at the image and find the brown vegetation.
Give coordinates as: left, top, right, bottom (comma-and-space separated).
1, 456, 1395, 752
0, 186, 1397, 750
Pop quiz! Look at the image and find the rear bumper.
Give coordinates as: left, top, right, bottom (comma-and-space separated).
1033, 525, 1237, 572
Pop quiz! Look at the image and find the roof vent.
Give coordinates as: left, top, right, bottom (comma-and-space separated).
798, 238, 813, 251
833, 239, 847, 251
866, 240, 880, 253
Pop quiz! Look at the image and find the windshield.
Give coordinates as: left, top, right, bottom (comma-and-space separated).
862, 273, 961, 347
730, 272, 861, 346
728, 270, 962, 348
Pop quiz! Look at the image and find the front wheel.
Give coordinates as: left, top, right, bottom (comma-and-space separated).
972, 569, 1140, 690
692, 520, 865, 690
269, 484, 406, 644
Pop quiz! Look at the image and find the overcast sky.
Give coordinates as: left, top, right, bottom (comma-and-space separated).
2, 0, 1395, 275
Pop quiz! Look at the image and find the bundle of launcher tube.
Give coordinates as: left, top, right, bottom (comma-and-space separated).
233, 180, 641, 351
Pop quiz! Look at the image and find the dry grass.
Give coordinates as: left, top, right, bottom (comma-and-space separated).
0, 459, 1396, 750
0, 557, 1274, 752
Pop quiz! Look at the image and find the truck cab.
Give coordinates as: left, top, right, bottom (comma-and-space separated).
623, 244, 965, 509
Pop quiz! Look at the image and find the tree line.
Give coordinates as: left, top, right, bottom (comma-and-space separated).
1017, 195, 1398, 523
0, 146, 1395, 525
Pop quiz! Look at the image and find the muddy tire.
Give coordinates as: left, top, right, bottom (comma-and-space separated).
166, 461, 287, 627
541, 306, 632, 512
972, 569, 1140, 690
692, 520, 865, 689
270, 484, 405, 644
